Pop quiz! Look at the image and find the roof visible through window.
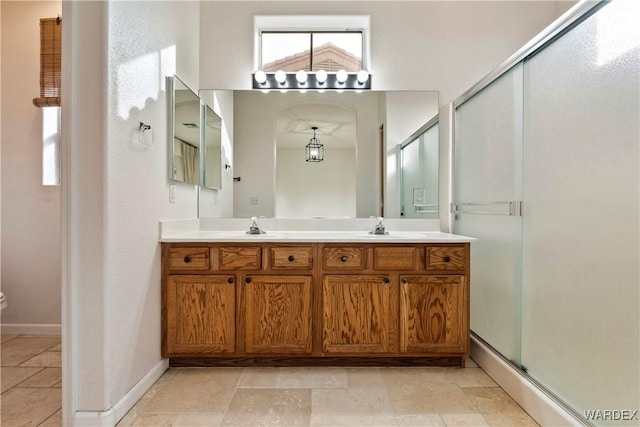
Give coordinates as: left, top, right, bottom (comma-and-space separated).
261, 31, 363, 72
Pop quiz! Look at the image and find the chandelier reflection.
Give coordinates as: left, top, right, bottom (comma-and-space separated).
305, 126, 324, 162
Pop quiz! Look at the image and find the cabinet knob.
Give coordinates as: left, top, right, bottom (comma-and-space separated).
288, 255, 295, 262
341, 255, 348, 262
383, 277, 390, 284
444, 256, 451, 263
402, 278, 408, 284
184, 255, 192, 263
245, 277, 252, 284
227, 277, 234, 284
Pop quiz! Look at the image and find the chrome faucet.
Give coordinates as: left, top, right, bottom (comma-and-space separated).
246, 216, 266, 234
369, 216, 388, 235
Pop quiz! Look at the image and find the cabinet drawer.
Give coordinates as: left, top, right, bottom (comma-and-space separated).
426, 246, 467, 272
168, 247, 210, 271
270, 247, 313, 270
219, 247, 262, 270
373, 247, 418, 270
322, 247, 366, 270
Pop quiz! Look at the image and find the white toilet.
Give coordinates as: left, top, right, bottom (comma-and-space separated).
0, 291, 7, 311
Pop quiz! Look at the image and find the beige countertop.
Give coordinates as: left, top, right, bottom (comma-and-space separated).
160, 230, 474, 243
159, 218, 474, 243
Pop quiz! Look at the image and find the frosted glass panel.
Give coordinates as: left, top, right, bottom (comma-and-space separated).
401, 123, 438, 219
522, 0, 639, 421
42, 106, 61, 186
454, 63, 523, 364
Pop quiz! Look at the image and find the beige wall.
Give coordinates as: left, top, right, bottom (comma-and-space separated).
63, 0, 201, 417
105, 0, 201, 406
277, 147, 357, 218
199, 1, 570, 105
1, 1, 2, 298
1, 0, 62, 330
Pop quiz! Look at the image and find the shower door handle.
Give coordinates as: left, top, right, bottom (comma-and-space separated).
450, 201, 522, 217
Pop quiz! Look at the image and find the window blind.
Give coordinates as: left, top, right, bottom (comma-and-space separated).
33, 17, 61, 107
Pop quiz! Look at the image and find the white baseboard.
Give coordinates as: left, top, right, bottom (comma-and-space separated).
73, 358, 169, 427
1, 323, 62, 335
470, 334, 584, 427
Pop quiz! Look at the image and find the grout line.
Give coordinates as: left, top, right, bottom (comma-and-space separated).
8, 387, 62, 394
0, 335, 63, 426
36, 407, 62, 427
11, 366, 48, 388
18, 347, 61, 368
0, 335, 20, 345
218, 368, 246, 427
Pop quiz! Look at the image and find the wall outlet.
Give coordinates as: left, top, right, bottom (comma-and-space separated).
169, 185, 176, 203
413, 188, 425, 205
250, 196, 260, 206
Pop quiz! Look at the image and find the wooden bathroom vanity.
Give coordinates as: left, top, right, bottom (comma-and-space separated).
161, 234, 471, 367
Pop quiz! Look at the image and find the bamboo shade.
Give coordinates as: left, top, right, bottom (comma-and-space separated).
33, 17, 61, 107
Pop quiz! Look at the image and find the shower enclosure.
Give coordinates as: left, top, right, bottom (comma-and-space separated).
453, 0, 639, 424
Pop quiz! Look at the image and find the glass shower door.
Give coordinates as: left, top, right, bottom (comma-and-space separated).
453, 63, 524, 365
521, 0, 639, 417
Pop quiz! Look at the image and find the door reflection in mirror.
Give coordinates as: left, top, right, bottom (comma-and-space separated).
203, 104, 222, 189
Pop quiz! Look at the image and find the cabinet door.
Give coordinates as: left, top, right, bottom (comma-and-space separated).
166, 275, 235, 354
243, 275, 312, 353
323, 275, 393, 353
400, 275, 468, 353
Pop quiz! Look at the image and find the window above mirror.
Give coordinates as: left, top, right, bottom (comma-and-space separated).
254, 15, 371, 91
260, 31, 363, 72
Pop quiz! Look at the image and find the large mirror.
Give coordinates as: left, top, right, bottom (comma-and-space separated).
198, 90, 439, 219
168, 76, 200, 185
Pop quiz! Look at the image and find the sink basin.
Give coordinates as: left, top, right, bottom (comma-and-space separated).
346, 231, 413, 238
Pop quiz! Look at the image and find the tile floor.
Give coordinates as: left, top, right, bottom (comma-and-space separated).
0, 336, 539, 427
118, 359, 539, 427
1, 334, 62, 426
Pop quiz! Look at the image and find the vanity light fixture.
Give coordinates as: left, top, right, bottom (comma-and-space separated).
296, 70, 308, 84
336, 69, 348, 84
316, 70, 328, 84
305, 126, 324, 162
254, 70, 267, 84
252, 69, 371, 91
274, 70, 287, 84
357, 69, 370, 84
